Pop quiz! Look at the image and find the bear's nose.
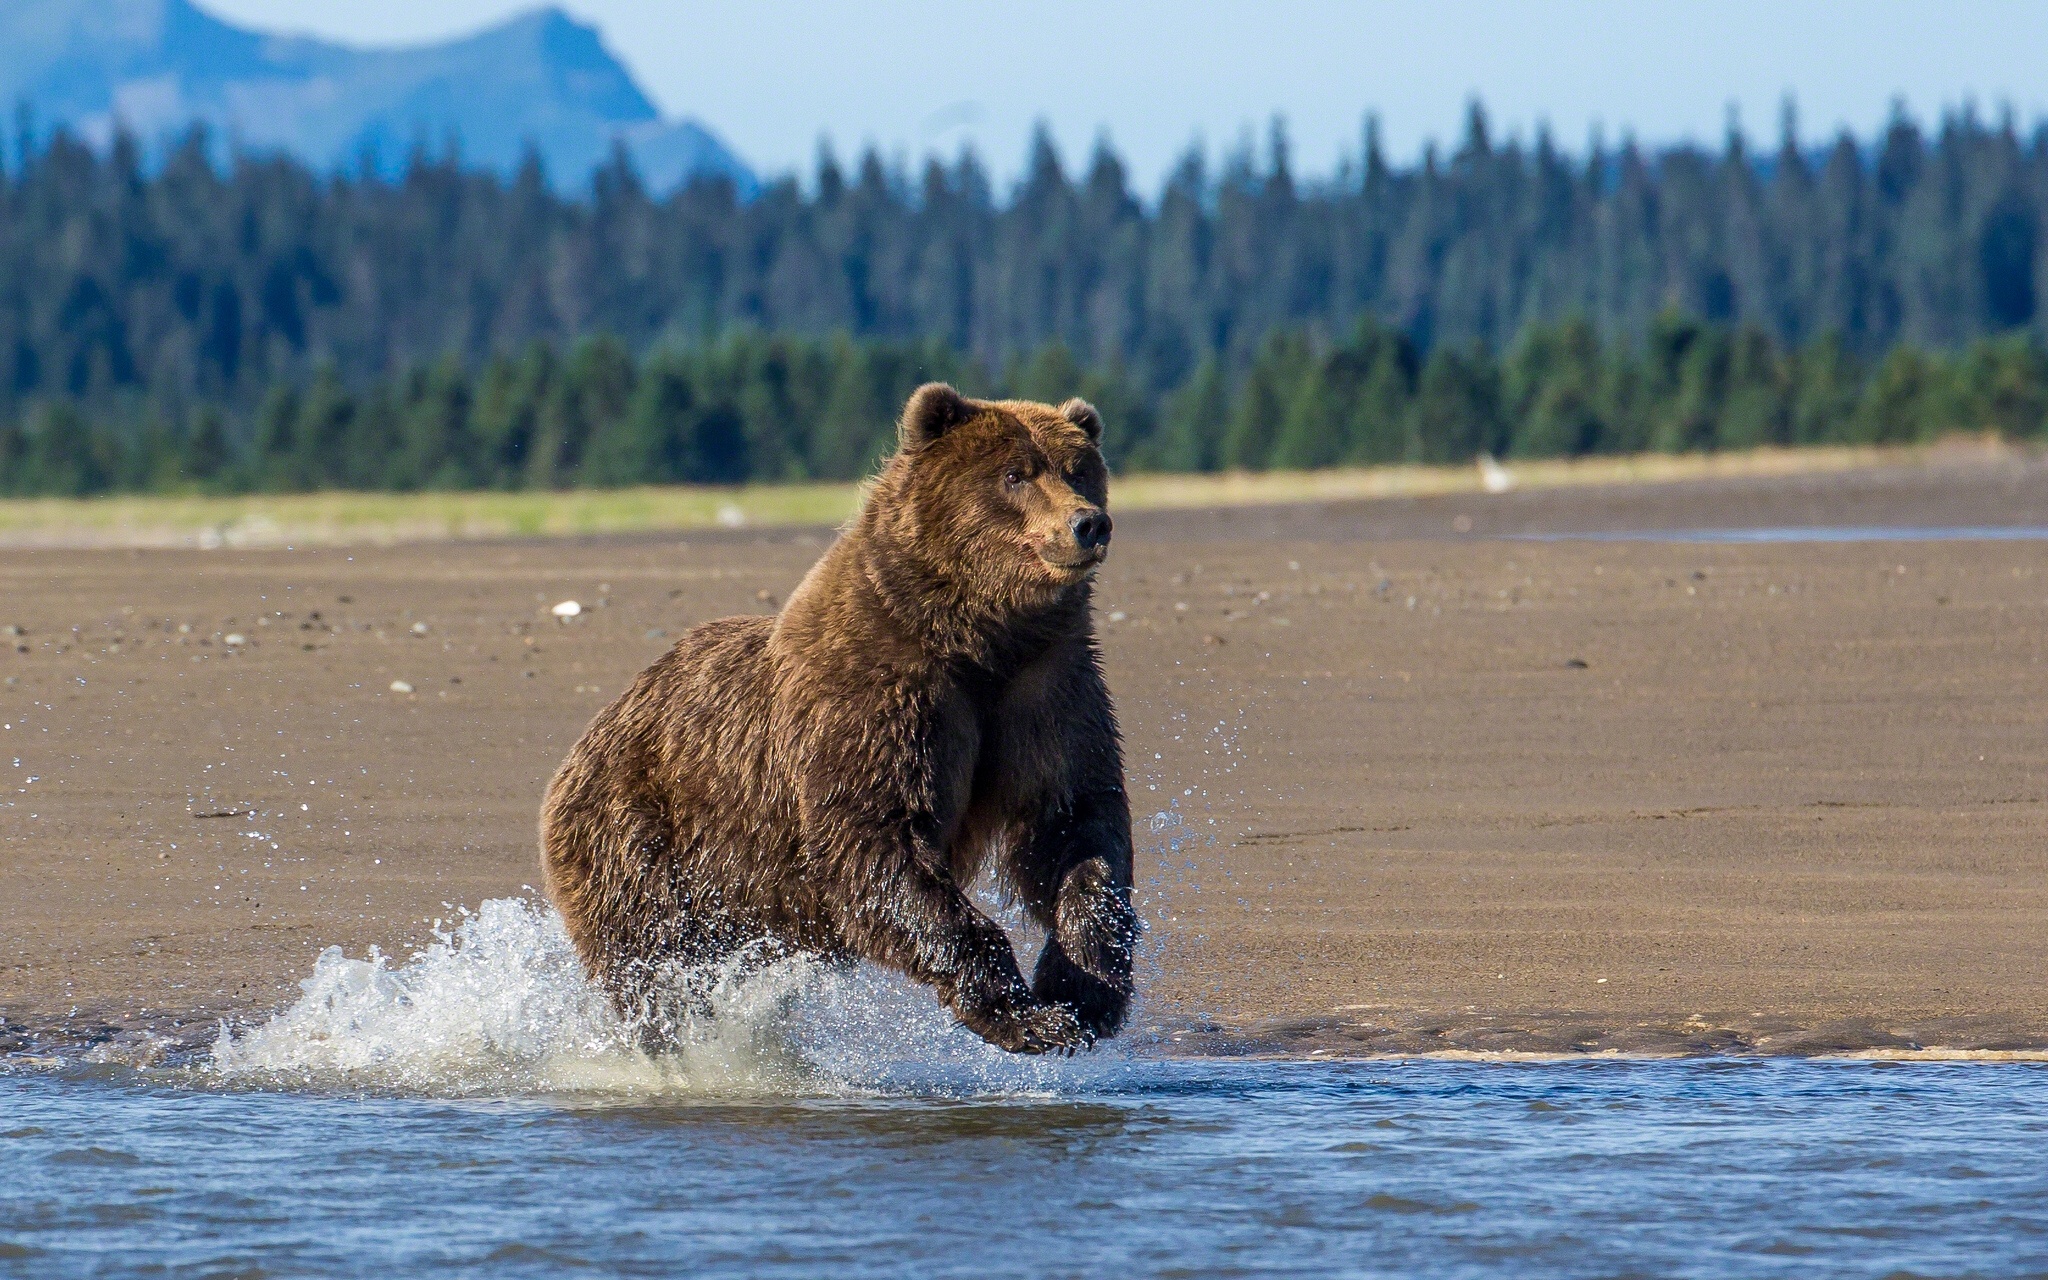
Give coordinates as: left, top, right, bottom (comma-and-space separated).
1071, 509, 1112, 552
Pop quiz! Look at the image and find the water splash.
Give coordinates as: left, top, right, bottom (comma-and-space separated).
1127, 697, 1253, 1035
209, 897, 1120, 1099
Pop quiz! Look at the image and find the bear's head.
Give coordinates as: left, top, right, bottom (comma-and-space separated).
867, 383, 1112, 618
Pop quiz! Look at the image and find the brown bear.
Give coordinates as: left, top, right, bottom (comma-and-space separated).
539, 384, 1136, 1054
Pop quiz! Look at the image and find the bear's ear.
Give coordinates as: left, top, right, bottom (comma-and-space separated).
899, 383, 975, 450
1058, 397, 1103, 444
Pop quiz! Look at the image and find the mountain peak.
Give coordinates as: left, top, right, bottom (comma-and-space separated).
442, 4, 658, 126
0, 0, 752, 193
474, 5, 617, 65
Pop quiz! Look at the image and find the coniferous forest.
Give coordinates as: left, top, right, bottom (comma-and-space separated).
4, 102, 2048, 494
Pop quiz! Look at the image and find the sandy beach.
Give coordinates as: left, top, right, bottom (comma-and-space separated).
5, 451, 2048, 1059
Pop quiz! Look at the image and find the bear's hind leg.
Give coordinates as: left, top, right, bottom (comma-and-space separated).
542, 801, 713, 1039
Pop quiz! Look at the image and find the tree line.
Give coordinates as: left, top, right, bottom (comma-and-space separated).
4, 98, 2048, 495
5, 317, 2043, 496
3, 98, 2047, 421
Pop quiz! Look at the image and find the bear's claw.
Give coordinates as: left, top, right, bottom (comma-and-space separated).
1032, 935, 1131, 1042
965, 998, 1090, 1055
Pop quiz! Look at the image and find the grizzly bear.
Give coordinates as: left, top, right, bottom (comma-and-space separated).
539, 384, 1136, 1053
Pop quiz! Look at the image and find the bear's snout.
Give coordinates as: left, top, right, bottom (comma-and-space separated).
1070, 509, 1112, 554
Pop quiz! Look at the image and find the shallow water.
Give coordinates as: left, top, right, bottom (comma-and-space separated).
5, 901, 2048, 1276
9, 1058, 2048, 1278
1512, 524, 2048, 544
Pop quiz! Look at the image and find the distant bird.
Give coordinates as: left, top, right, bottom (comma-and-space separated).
1477, 454, 1515, 494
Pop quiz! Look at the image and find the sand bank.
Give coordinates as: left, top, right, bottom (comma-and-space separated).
4, 452, 2047, 1058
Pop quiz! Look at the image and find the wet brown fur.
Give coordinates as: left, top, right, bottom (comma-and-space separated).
539, 385, 1136, 1053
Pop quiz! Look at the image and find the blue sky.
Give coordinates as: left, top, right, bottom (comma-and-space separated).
202, 0, 2048, 192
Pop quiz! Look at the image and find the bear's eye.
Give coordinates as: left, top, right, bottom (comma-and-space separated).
1003, 467, 1026, 488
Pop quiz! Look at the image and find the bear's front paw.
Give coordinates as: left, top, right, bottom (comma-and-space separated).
1033, 936, 1130, 1043
959, 996, 1089, 1056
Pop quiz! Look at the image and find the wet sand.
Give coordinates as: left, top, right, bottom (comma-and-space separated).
5, 453, 2048, 1058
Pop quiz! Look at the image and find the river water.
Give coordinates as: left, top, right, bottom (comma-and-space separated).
4, 900, 2046, 1278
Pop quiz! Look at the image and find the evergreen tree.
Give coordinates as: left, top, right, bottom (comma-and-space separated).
1856, 347, 1938, 442
21, 402, 113, 495
584, 350, 692, 486
1790, 334, 1862, 443
1715, 325, 1789, 448
1409, 342, 1503, 462
181, 406, 232, 488
1950, 333, 2048, 436
394, 355, 478, 489
295, 366, 355, 487
472, 345, 553, 488
1272, 342, 1362, 470
1343, 320, 1420, 464
1223, 331, 1313, 468
249, 384, 305, 490
533, 336, 633, 488
0, 417, 24, 494
1143, 356, 1229, 472
1506, 317, 1603, 457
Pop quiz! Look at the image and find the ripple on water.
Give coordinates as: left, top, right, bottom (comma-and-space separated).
5, 1053, 2048, 1277
8, 886, 2048, 1276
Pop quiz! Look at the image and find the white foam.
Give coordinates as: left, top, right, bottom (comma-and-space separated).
209, 898, 1120, 1099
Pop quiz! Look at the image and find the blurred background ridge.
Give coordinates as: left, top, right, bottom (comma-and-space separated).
0, 0, 756, 193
